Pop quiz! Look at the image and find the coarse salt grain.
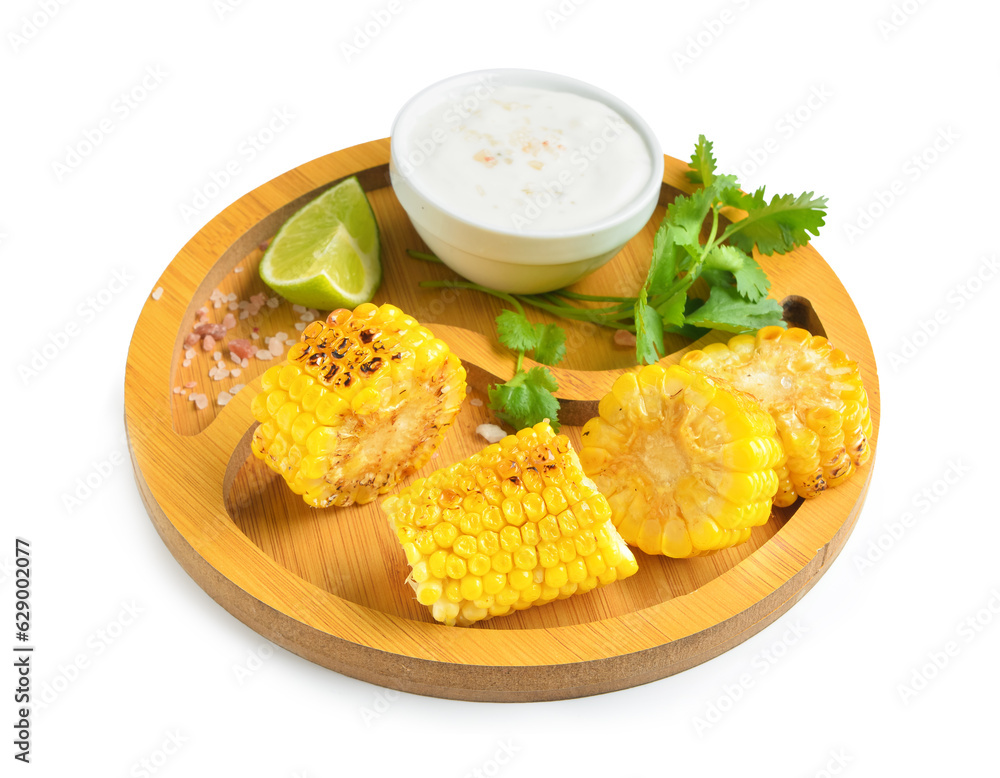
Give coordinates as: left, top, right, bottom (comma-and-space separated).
239, 311, 250, 320
470, 398, 483, 407
268, 338, 283, 356
267, 298, 280, 308
241, 358, 249, 368
230, 383, 245, 394
294, 322, 306, 331
256, 350, 273, 360
292, 304, 306, 313
234, 267, 244, 273
213, 351, 222, 361
217, 391, 232, 406
172, 386, 182, 394
184, 381, 197, 389
182, 359, 191, 368
185, 348, 196, 359
228, 301, 239, 311
614, 330, 637, 348
151, 287, 164, 301
285, 339, 295, 346
274, 331, 288, 341
194, 394, 209, 410
300, 311, 315, 323
476, 424, 507, 444
202, 334, 216, 351
230, 369, 241, 378
222, 313, 236, 330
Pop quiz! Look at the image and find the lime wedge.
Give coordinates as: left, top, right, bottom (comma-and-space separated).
259, 176, 381, 310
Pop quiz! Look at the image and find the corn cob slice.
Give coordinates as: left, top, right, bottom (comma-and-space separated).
250, 302, 466, 508
382, 421, 639, 627
680, 326, 873, 507
579, 364, 784, 558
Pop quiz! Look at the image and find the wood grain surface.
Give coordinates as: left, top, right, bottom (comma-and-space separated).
125, 138, 880, 701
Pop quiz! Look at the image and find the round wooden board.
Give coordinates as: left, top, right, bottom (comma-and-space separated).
125, 138, 880, 702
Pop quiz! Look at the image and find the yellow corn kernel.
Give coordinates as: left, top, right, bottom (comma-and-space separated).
381, 421, 638, 626
249, 303, 467, 508
580, 364, 782, 558
681, 326, 873, 503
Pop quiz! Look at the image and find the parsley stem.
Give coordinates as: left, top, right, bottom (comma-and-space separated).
515, 351, 524, 373
551, 290, 634, 303
420, 279, 525, 316
406, 249, 444, 264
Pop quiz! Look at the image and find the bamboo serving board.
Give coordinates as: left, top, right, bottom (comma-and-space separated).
125, 138, 880, 702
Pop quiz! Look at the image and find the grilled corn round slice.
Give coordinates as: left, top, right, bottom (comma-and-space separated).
250, 302, 466, 507
681, 326, 873, 507
382, 421, 639, 627
579, 364, 784, 558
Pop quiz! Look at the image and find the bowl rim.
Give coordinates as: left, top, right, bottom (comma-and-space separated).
389, 67, 664, 243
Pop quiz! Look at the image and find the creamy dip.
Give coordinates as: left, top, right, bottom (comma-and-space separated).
398, 84, 653, 234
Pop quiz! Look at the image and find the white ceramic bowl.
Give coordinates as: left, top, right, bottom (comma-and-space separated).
389, 69, 663, 294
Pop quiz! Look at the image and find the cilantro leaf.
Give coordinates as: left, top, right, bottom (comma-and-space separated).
488, 366, 560, 431
687, 134, 717, 187
644, 220, 682, 296
663, 191, 710, 248
684, 286, 785, 333
495, 309, 540, 352
634, 289, 665, 365
532, 323, 566, 366
724, 189, 828, 256
704, 244, 747, 272
654, 290, 686, 329
732, 253, 770, 301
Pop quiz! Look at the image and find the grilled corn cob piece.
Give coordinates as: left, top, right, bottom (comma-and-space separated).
579, 364, 784, 558
250, 302, 466, 508
681, 326, 872, 507
382, 421, 639, 627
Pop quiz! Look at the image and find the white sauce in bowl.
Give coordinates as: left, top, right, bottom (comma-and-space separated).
397, 84, 653, 235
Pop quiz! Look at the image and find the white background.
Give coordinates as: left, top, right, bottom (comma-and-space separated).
5, 0, 998, 776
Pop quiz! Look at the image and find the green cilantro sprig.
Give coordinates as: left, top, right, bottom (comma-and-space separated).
410, 134, 828, 429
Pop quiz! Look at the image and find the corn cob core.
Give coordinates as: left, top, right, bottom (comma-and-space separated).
579, 364, 784, 558
681, 326, 873, 507
381, 421, 639, 627
250, 302, 466, 508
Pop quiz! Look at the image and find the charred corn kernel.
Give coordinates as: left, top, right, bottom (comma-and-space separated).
251, 303, 466, 508
580, 364, 784, 558
381, 421, 638, 627
682, 326, 873, 506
